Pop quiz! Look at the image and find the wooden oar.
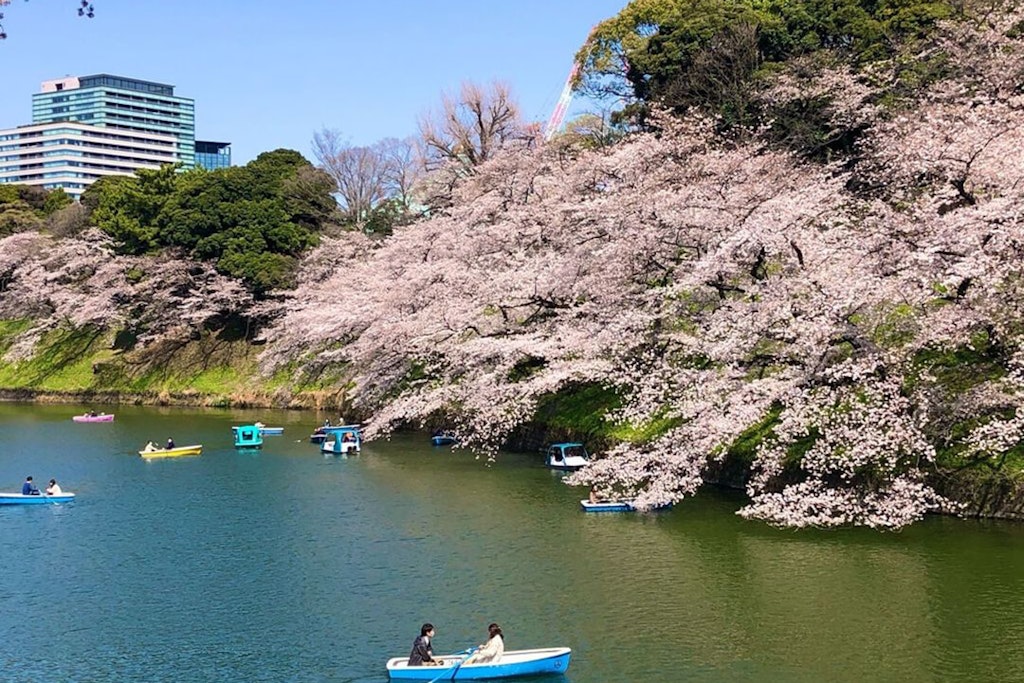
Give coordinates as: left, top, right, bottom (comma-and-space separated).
426, 647, 477, 683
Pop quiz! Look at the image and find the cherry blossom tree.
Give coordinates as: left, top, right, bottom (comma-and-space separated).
0, 229, 255, 362
260, 6, 1024, 530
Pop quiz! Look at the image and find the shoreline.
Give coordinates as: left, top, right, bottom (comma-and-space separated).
0, 387, 350, 413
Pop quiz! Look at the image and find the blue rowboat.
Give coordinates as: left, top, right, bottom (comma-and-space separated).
0, 492, 76, 505
580, 499, 672, 513
431, 434, 457, 446
259, 427, 284, 435
386, 647, 571, 680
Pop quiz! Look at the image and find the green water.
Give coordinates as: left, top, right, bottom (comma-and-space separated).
0, 403, 1022, 682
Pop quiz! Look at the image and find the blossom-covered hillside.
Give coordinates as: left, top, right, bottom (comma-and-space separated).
265, 8, 1024, 528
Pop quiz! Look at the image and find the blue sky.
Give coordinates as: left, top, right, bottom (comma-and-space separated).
0, 0, 627, 164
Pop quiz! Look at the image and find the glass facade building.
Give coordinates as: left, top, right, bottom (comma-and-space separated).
195, 140, 231, 170
0, 73, 231, 198
33, 74, 196, 167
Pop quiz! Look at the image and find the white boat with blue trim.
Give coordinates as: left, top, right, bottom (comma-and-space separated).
0, 492, 76, 505
386, 647, 571, 680
580, 499, 672, 513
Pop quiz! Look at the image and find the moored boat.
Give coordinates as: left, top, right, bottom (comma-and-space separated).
322, 425, 362, 455
72, 413, 114, 423
232, 425, 264, 449
431, 433, 458, 446
254, 422, 283, 435
545, 443, 589, 471
138, 444, 203, 458
386, 647, 571, 680
579, 499, 672, 513
0, 492, 76, 505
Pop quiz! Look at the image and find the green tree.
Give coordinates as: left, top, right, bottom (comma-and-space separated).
87, 151, 333, 295
579, 0, 955, 126
41, 188, 72, 215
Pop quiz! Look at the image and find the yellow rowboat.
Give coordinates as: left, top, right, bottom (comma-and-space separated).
138, 444, 203, 458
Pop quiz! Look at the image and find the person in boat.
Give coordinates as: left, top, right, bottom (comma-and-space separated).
22, 476, 40, 496
467, 623, 504, 665
88, 410, 97, 417
408, 623, 441, 666
589, 487, 609, 503
143, 441, 158, 453
342, 431, 355, 443
166, 437, 175, 450
323, 418, 331, 428
46, 479, 63, 496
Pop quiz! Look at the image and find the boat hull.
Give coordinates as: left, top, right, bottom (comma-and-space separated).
431, 435, 457, 446
580, 499, 672, 512
139, 445, 203, 458
386, 647, 571, 680
322, 439, 360, 455
72, 414, 114, 422
546, 461, 586, 471
259, 427, 284, 435
0, 493, 76, 505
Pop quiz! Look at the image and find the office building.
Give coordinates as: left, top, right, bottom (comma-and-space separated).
33, 74, 196, 166
0, 73, 230, 198
0, 122, 179, 199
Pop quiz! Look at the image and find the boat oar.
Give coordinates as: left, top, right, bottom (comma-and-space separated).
426, 647, 477, 683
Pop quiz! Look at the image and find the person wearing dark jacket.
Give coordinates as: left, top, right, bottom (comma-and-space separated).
408, 623, 440, 666
22, 476, 39, 495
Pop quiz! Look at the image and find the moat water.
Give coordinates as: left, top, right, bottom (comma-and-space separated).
1, 403, 1022, 682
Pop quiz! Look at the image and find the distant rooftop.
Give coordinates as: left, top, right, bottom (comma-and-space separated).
79, 74, 176, 96
39, 74, 177, 97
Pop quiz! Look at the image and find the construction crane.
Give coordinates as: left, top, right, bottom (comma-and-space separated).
543, 26, 602, 142
543, 59, 582, 142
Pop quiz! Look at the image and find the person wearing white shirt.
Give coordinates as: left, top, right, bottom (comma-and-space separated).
46, 479, 63, 496
467, 623, 504, 664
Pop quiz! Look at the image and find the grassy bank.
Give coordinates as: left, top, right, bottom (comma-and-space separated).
0, 320, 349, 411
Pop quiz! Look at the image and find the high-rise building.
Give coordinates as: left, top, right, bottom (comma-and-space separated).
33, 74, 196, 167
0, 73, 229, 199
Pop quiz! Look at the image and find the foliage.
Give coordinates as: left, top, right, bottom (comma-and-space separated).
576, 0, 957, 156
86, 151, 333, 295
262, 6, 1024, 528
0, 185, 76, 237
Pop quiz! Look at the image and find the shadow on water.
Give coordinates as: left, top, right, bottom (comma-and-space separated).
0, 404, 1023, 681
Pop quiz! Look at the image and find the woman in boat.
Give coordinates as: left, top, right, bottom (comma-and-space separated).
467, 623, 504, 664
408, 623, 440, 666
46, 479, 62, 496
166, 437, 175, 450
